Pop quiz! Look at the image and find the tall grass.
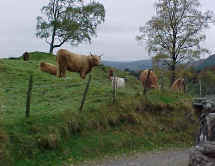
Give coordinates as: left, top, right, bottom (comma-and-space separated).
5, 93, 198, 166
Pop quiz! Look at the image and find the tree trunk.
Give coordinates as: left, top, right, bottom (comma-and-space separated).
171, 28, 177, 86
170, 63, 176, 86
49, 45, 54, 54
49, 25, 57, 54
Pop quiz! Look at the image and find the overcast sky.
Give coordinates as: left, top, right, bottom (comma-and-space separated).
0, 0, 215, 61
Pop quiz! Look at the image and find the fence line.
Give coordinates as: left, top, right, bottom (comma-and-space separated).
2, 73, 144, 119
80, 75, 92, 112
143, 69, 151, 95
3, 83, 85, 91
25, 75, 33, 118
2, 79, 107, 92
112, 76, 117, 104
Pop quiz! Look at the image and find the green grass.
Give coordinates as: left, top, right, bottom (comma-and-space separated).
0, 52, 199, 166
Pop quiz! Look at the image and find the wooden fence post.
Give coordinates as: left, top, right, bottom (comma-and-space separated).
199, 79, 202, 97
26, 75, 33, 118
80, 74, 92, 112
112, 76, 117, 104
144, 69, 151, 95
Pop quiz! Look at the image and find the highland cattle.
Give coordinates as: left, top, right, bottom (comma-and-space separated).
56, 49, 101, 79
40, 62, 57, 76
171, 78, 185, 93
139, 70, 159, 89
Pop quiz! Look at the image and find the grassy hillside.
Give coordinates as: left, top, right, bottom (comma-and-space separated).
1, 52, 140, 122
0, 52, 198, 166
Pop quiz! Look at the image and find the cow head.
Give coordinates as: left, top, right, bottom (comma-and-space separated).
89, 53, 101, 66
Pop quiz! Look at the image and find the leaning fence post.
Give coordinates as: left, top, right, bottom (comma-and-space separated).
144, 69, 151, 95
26, 75, 33, 118
112, 76, 117, 104
80, 74, 92, 112
199, 79, 202, 97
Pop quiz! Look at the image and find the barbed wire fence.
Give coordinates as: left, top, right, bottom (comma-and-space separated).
2, 72, 212, 121
0, 75, 85, 120
1, 73, 136, 121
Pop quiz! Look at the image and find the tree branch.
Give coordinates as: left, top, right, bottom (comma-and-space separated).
53, 37, 69, 48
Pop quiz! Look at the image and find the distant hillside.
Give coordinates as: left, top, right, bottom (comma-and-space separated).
195, 54, 215, 71
188, 54, 215, 71
189, 59, 205, 68
102, 59, 152, 71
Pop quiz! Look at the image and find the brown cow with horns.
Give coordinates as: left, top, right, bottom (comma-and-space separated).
56, 49, 101, 79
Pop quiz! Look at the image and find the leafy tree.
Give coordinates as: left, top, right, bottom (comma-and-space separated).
152, 54, 172, 89
199, 70, 215, 95
36, 0, 105, 54
137, 0, 214, 84
152, 53, 169, 70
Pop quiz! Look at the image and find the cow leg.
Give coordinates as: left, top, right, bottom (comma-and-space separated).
62, 70, 66, 77
80, 72, 86, 79
56, 64, 61, 78
60, 65, 67, 78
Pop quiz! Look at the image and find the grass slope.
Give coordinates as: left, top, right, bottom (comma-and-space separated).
0, 52, 198, 166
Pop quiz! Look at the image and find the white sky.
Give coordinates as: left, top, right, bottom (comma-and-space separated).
0, 0, 215, 61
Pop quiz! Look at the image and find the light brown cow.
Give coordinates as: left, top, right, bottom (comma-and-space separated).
40, 62, 57, 76
171, 78, 185, 93
56, 49, 101, 79
139, 70, 159, 89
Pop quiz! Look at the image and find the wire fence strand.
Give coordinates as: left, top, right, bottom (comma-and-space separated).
1, 73, 142, 122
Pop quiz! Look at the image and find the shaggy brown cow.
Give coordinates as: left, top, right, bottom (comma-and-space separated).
23, 52, 30, 61
171, 78, 185, 93
139, 70, 159, 89
56, 49, 101, 79
40, 62, 57, 76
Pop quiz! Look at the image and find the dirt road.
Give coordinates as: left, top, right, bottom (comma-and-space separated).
79, 148, 189, 166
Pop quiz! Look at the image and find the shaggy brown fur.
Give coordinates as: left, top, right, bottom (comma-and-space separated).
22, 52, 30, 61
56, 49, 101, 79
139, 70, 159, 89
171, 78, 185, 93
40, 62, 57, 76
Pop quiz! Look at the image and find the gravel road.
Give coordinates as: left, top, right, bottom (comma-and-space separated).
79, 148, 189, 166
